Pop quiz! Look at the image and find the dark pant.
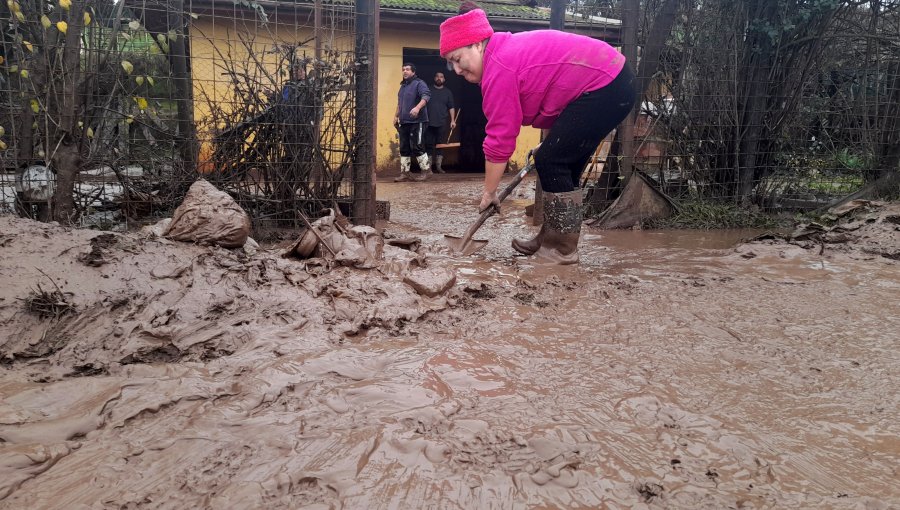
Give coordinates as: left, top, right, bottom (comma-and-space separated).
425, 125, 447, 159
535, 63, 636, 193
398, 122, 427, 157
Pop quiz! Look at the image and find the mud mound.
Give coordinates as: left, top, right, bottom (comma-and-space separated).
0, 216, 456, 381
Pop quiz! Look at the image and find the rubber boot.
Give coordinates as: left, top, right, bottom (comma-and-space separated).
511, 223, 546, 255
394, 156, 412, 182
533, 190, 582, 265
414, 154, 432, 181
434, 155, 445, 174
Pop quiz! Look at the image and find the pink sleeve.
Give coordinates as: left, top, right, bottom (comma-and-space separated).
481, 70, 522, 163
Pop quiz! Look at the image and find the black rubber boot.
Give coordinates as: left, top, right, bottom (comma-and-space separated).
511, 224, 546, 255
533, 190, 582, 265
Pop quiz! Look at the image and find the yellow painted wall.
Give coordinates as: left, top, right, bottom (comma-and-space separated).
188, 16, 539, 174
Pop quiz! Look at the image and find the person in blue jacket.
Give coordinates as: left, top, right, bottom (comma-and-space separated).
394, 63, 433, 182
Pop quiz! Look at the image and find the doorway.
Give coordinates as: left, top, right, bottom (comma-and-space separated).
402, 48, 486, 172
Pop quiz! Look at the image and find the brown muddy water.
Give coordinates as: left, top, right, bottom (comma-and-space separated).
1, 176, 898, 509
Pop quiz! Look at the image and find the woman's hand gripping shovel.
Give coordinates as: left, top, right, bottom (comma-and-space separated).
443, 149, 536, 255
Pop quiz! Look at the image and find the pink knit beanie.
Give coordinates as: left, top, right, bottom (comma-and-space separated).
440, 8, 494, 57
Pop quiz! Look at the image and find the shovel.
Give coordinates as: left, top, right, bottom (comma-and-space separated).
444, 151, 535, 255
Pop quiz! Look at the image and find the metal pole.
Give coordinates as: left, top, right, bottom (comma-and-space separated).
533, 0, 567, 226
352, 0, 378, 225
314, 0, 323, 60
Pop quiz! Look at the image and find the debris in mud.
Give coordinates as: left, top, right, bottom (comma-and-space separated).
462, 282, 495, 299
285, 209, 426, 273
738, 201, 900, 261
385, 236, 422, 252
636, 481, 664, 502
77, 233, 119, 267
22, 276, 74, 319
513, 291, 534, 304
591, 170, 678, 229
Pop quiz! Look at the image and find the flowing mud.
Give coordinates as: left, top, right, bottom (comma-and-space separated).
1, 181, 898, 509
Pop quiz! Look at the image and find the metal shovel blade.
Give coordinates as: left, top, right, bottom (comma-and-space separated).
443, 156, 536, 256
443, 234, 489, 256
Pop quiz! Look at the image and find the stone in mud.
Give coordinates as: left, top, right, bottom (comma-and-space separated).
403, 267, 456, 297
164, 180, 251, 248
243, 237, 259, 256
140, 218, 171, 237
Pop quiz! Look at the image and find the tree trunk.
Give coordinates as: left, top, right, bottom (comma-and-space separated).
635, 0, 680, 98
618, 0, 640, 180
51, 143, 81, 222
49, 0, 87, 222
736, 0, 775, 206
737, 60, 770, 206
874, 61, 900, 181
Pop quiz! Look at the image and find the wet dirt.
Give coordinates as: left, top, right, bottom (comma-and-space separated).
1, 178, 898, 509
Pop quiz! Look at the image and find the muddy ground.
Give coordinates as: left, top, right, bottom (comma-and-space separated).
1, 175, 898, 509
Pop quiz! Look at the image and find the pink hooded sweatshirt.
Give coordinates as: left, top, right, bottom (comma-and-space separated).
480, 30, 626, 163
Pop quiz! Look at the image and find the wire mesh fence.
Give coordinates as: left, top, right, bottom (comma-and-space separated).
576, 0, 900, 214
1, 0, 898, 233
0, 0, 374, 237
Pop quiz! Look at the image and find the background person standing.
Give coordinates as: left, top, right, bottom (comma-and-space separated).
425, 72, 457, 174
394, 63, 432, 182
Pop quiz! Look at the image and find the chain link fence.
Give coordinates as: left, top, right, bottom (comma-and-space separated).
576, 0, 900, 214
1, 0, 375, 237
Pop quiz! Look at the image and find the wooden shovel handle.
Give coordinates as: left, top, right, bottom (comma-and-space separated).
458, 153, 535, 244
446, 108, 459, 143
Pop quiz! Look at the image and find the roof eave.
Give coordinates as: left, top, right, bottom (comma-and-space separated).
379, 9, 621, 40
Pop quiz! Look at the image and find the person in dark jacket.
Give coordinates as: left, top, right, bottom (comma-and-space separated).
425, 71, 457, 173
394, 63, 432, 182
279, 62, 319, 167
